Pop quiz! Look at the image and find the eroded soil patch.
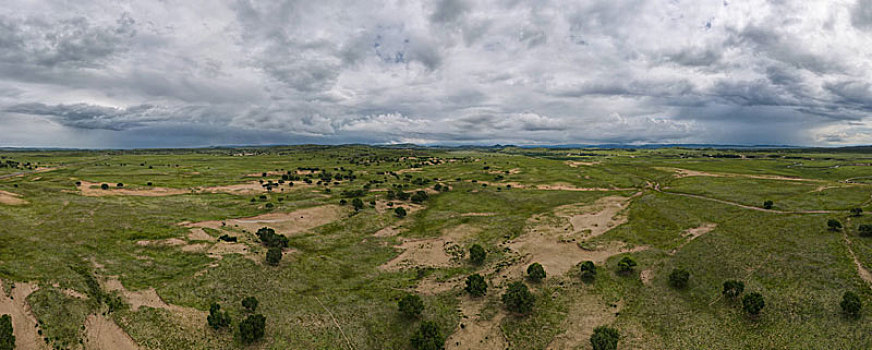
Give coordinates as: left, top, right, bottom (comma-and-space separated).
0, 190, 27, 205
0, 280, 48, 350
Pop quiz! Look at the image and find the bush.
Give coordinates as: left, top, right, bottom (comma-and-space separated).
502, 281, 535, 315
206, 303, 231, 330
580, 261, 597, 281
617, 256, 637, 274
352, 198, 364, 211
668, 268, 690, 289
100, 183, 109, 190
410, 321, 444, 350
859, 224, 872, 238
266, 247, 282, 266
851, 207, 863, 217
841, 291, 862, 317
395, 207, 407, 218
722, 280, 745, 300
590, 325, 619, 350
0, 314, 13, 350
527, 263, 546, 282
218, 234, 237, 242
827, 219, 843, 231
469, 244, 486, 265
239, 314, 266, 344
464, 274, 487, 297
242, 296, 258, 312
763, 200, 773, 209
410, 191, 429, 204
256, 227, 288, 248
742, 292, 765, 316
398, 294, 424, 318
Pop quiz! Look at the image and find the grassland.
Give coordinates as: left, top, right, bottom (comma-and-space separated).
0, 145, 870, 349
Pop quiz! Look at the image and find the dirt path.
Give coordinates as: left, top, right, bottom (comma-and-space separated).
842, 234, 872, 290
0, 281, 49, 350
660, 191, 838, 214
83, 314, 141, 350
661, 167, 827, 182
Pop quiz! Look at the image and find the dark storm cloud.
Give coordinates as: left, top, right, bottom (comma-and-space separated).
0, 0, 870, 148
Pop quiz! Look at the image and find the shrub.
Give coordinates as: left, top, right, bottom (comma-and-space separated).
851, 207, 863, 217
827, 219, 843, 231
100, 183, 109, 190
218, 234, 237, 242
722, 280, 745, 300
0, 314, 13, 350
469, 244, 486, 265
398, 294, 424, 318
617, 256, 637, 274
352, 198, 364, 211
464, 274, 487, 297
502, 281, 535, 315
395, 207, 407, 218
763, 200, 773, 209
242, 296, 258, 312
266, 247, 282, 266
590, 325, 619, 350
256, 227, 288, 248
410, 191, 429, 204
239, 314, 266, 344
841, 291, 862, 317
742, 292, 765, 316
206, 303, 231, 330
580, 261, 597, 281
859, 224, 872, 238
527, 263, 546, 282
410, 321, 444, 350
668, 268, 690, 289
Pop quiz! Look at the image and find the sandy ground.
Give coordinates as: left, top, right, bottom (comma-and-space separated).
671, 223, 718, 254
244, 171, 287, 177
380, 224, 480, 271
83, 314, 141, 350
546, 299, 622, 350
564, 160, 601, 167
102, 277, 207, 325
184, 205, 345, 236
77, 181, 190, 197
0, 190, 28, 205
0, 281, 48, 350
661, 167, 826, 182
186, 228, 213, 241
558, 195, 634, 239
445, 297, 507, 350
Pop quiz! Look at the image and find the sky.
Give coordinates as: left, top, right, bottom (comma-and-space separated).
1, 0, 871, 148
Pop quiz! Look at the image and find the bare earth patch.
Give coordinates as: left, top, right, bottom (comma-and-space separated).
102, 277, 207, 327
0, 190, 28, 205
565, 160, 601, 167
184, 205, 345, 236
546, 299, 623, 350
77, 181, 189, 197
186, 228, 213, 241
0, 280, 48, 350
380, 224, 478, 271
445, 297, 507, 350
83, 314, 141, 350
558, 195, 635, 239
661, 167, 825, 182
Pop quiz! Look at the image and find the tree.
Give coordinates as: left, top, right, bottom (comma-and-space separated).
722, 280, 745, 300
763, 200, 773, 209
827, 219, 843, 231
395, 207, 407, 218
410, 321, 444, 350
398, 294, 424, 318
256, 227, 288, 248
668, 268, 690, 289
242, 296, 259, 312
206, 303, 231, 330
841, 291, 862, 317
502, 281, 535, 315
617, 256, 637, 274
469, 244, 486, 265
851, 207, 863, 217
410, 191, 429, 204
239, 314, 266, 344
0, 314, 13, 350
352, 198, 364, 211
100, 183, 109, 190
527, 263, 546, 282
742, 292, 765, 316
860, 224, 872, 238
590, 325, 619, 350
266, 247, 282, 266
465, 274, 487, 297
580, 261, 597, 281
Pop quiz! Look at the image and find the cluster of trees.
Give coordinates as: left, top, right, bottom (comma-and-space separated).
256, 227, 288, 266
0, 314, 13, 350
502, 282, 536, 315
207, 297, 267, 344
397, 294, 446, 350
469, 244, 486, 265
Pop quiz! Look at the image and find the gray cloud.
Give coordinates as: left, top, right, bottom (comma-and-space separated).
0, 0, 870, 148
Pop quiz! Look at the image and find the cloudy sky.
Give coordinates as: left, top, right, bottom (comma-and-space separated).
1, 0, 871, 148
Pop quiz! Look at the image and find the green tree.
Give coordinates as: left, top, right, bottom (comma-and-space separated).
590, 325, 619, 350
398, 294, 424, 318
502, 281, 535, 315
841, 291, 862, 317
206, 303, 231, 330
242, 296, 259, 312
410, 321, 444, 350
469, 244, 486, 265
464, 274, 487, 297
0, 314, 13, 350
742, 292, 765, 316
668, 268, 690, 289
827, 219, 843, 231
239, 314, 266, 344
100, 183, 109, 190
411, 191, 429, 204
266, 247, 282, 266
851, 207, 863, 217
722, 280, 745, 300
763, 200, 773, 209
617, 256, 637, 274
859, 224, 872, 238
352, 198, 364, 211
256, 227, 288, 248
527, 263, 546, 282
395, 206, 407, 218
580, 261, 597, 281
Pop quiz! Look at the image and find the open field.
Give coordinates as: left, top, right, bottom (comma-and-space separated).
1, 145, 871, 349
